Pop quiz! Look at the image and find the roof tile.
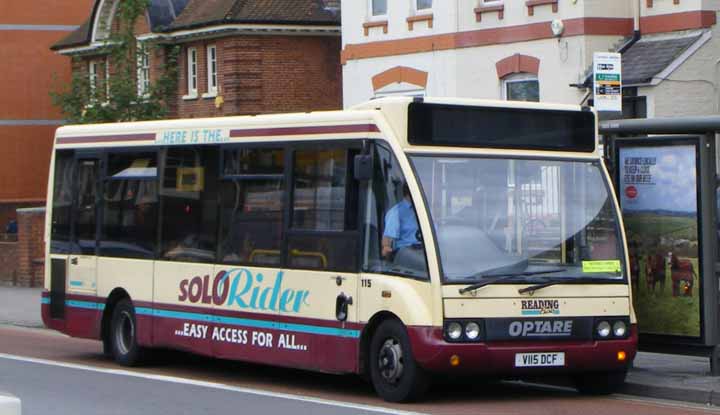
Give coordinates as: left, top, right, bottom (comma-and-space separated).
166, 0, 340, 31
622, 35, 702, 85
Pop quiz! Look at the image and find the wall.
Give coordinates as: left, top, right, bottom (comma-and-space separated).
0, 202, 44, 234
341, 0, 632, 107
640, 24, 719, 117
0, 242, 19, 286
341, 0, 717, 109
0, 0, 94, 207
342, 0, 631, 47
176, 35, 342, 118
342, 32, 621, 107
14, 208, 46, 287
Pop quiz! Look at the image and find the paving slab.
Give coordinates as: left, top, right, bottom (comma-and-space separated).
0, 286, 43, 328
623, 352, 720, 405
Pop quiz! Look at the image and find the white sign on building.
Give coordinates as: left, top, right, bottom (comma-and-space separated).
593, 52, 622, 112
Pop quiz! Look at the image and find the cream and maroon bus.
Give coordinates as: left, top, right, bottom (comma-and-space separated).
42, 97, 636, 402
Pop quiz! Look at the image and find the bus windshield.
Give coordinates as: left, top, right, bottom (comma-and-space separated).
411, 155, 625, 284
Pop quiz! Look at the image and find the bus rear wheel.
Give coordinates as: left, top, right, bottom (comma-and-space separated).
573, 370, 627, 395
369, 319, 429, 402
110, 299, 145, 366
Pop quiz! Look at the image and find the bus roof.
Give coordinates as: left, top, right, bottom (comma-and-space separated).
53, 97, 598, 157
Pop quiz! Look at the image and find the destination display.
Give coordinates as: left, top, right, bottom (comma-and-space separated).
408, 102, 596, 152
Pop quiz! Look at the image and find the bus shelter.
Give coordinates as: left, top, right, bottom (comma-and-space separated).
601, 117, 720, 374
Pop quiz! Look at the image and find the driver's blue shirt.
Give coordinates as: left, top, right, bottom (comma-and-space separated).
383, 199, 419, 249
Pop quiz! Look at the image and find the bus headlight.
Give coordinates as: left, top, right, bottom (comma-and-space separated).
613, 321, 627, 337
597, 321, 611, 338
447, 322, 463, 340
465, 322, 481, 340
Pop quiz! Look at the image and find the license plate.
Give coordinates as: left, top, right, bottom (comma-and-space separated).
515, 352, 565, 367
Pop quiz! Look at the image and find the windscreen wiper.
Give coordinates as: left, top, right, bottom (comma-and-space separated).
518, 275, 623, 295
458, 268, 567, 294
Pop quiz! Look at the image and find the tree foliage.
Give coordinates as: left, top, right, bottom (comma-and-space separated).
51, 0, 179, 124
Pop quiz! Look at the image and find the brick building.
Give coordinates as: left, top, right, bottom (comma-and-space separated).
0, 0, 93, 230
51, 0, 343, 119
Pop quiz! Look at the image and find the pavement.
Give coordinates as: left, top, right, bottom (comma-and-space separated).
2, 287, 720, 407
0, 286, 43, 328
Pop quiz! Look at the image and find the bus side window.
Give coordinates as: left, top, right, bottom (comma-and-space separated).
160, 146, 219, 264
362, 145, 428, 279
287, 146, 359, 272
100, 152, 158, 260
219, 147, 285, 266
50, 151, 75, 254
74, 158, 100, 255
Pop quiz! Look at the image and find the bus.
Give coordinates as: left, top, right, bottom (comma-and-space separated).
42, 97, 636, 402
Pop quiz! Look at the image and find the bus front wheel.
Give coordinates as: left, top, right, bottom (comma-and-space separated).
369, 319, 429, 402
573, 370, 627, 395
110, 299, 145, 366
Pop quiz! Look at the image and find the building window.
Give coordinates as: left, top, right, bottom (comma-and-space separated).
105, 56, 111, 101
186, 47, 198, 97
206, 45, 218, 96
622, 87, 647, 119
88, 61, 99, 98
370, 0, 387, 16
503, 73, 539, 102
137, 43, 150, 97
416, 0, 432, 11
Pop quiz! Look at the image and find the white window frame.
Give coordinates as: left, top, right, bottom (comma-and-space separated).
502, 73, 540, 102
414, 0, 433, 13
203, 45, 218, 98
184, 47, 198, 99
481, 0, 504, 5
368, 0, 388, 19
136, 42, 150, 97
104, 56, 111, 102
88, 61, 99, 100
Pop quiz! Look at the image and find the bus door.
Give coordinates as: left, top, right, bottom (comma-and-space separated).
154, 146, 218, 356
357, 143, 432, 338
67, 155, 101, 296
280, 145, 361, 372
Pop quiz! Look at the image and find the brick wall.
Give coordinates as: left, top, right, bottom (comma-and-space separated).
0, 202, 43, 237
14, 208, 45, 287
176, 35, 343, 118
0, 242, 19, 286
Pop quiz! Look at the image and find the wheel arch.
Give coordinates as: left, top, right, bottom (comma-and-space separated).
359, 311, 403, 375
101, 288, 132, 351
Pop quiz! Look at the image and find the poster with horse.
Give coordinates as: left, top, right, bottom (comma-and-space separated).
619, 144, 700, 338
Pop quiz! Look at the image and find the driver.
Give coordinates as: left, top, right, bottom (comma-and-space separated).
382, 183, 420, 258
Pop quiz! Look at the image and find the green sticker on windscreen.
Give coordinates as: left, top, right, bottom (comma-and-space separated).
582, 260, 621, 273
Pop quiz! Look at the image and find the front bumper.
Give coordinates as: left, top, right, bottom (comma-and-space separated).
408, 324, 638, 375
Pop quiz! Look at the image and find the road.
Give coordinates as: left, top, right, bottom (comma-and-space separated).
0, 325, 717, 415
